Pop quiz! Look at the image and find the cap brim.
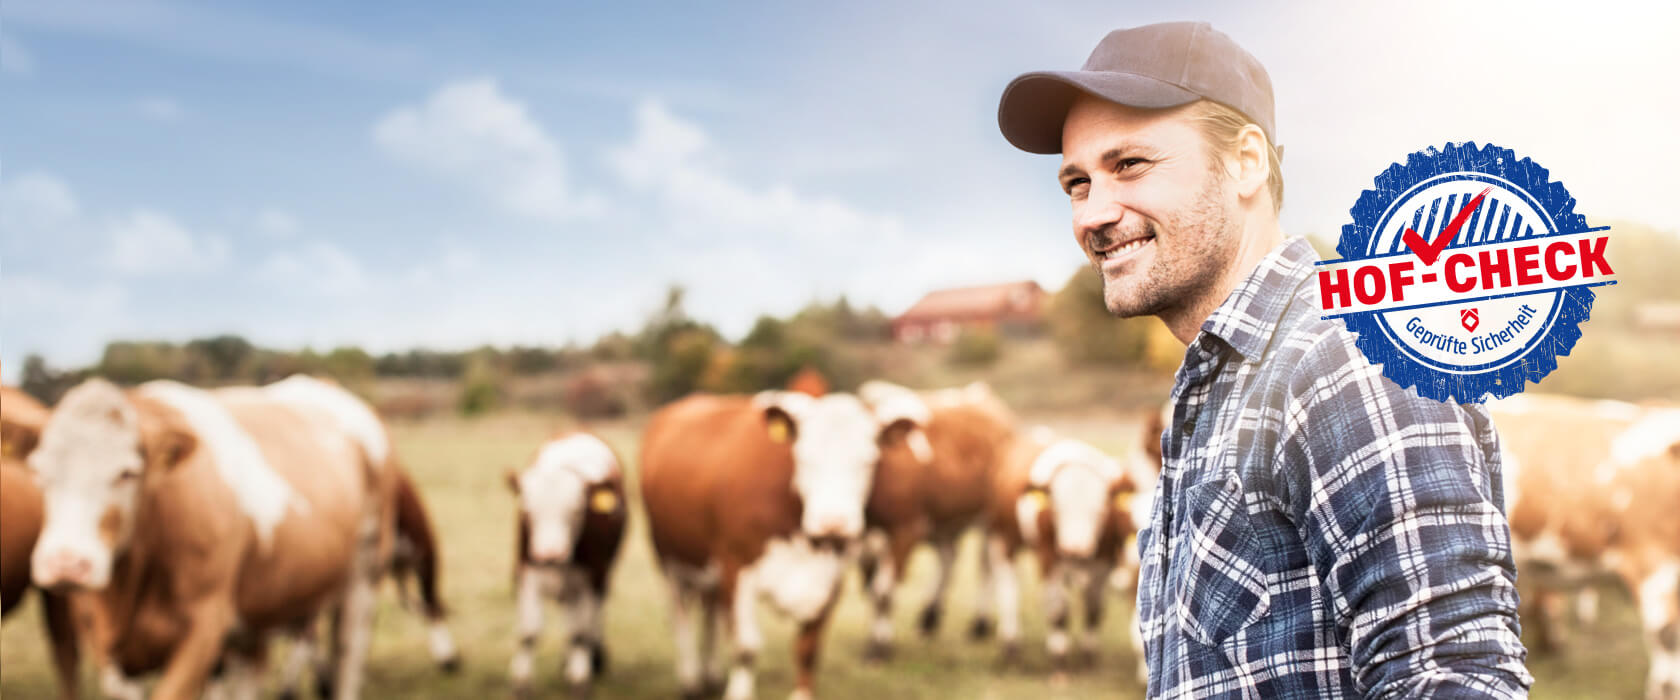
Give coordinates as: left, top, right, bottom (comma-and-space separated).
998, 71, 1199, 154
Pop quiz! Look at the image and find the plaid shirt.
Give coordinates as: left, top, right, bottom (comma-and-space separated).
1136, 237, 1532, 699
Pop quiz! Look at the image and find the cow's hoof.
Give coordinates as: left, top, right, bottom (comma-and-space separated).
1049, 670, 1070, 690
863, 639, 894, 663
917, 604, 943, 636
315, 676, 335, 700
702, 674, 727, 695
439, 654, 463, 674
511, 685, 532, 700
278, 690, 299, 700
968, 617, 995, 641
568, 681, 594, 700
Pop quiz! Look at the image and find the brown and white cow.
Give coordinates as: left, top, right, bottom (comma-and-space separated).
1493, 395, 1680, 698
1, 385, 79, 699
25, 376, 393, 700
853, 380, 1016, 659
504, 431, 627, 697
641, 391, 899, 700
984, 430, 1141, 672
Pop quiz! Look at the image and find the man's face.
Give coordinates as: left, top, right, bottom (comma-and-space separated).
1059, 96, 1240, 318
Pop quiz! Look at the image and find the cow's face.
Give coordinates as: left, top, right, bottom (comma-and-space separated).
1019, 440, 1125, 560
508, 436, 618, 567
29, 379, 195, 590
759, 391, 892, 540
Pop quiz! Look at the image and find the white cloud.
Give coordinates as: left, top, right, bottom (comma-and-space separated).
104, 210, 230, 275
0, 31, 35, 76
373, 78, 602, 222
258, 240, 367, 296
609, 99, 907, 246
137, 96, 184, 122
0, 172, 79, 232
254, 207, 298, 237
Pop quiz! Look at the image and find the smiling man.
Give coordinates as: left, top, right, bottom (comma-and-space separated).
998, 22, 1531, 698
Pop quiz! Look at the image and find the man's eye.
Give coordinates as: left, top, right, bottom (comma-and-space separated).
1063, 177, 1089, 195
1117, 158, 1147, 172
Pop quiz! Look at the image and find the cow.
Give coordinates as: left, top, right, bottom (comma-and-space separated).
982, 430, 1141, 674
504, 431, 628, 697
24, 375, 393, 700
853, 380, 1017, 660
1, 385, 79, 699
640, 391, 901, 700
1491, 395, 1680, 698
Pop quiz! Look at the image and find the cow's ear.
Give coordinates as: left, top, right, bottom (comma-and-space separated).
138, 408, 197, 472
0, 414, 43, 460
505, 468, 521, 494
763, 406, 798, 444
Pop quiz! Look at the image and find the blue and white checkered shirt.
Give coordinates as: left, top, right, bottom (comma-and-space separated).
1136, 236, 1532, 698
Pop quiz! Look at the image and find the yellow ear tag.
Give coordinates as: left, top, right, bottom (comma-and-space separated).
1113, 492, 1134, 511
590, 490, 618, 514
1029, 490, 1050, 510
767, 418, 789, 443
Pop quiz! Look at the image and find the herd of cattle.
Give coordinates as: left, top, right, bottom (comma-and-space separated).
0, 373, 1677, 699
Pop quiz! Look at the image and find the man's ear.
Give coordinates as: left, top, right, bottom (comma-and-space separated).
1230, 123, 1270, 201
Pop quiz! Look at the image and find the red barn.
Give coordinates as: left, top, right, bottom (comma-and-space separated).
892, 281, 1047, 344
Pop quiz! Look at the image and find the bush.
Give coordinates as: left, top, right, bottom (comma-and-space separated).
563, 371, 628, 419
949, 327, 1002, 366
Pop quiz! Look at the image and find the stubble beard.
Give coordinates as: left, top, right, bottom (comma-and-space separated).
1098, 171, 1237, 320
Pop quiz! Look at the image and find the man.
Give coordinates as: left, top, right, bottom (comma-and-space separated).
997, 22, 1530, 698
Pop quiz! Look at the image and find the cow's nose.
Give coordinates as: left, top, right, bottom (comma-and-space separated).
35, 550, 93, 589
530, 550, 570, 568
812, 515, 853, 538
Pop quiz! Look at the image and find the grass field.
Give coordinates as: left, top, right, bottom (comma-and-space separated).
0, 411, 1651, 698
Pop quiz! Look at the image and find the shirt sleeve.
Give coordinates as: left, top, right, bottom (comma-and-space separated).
1279, 331, 1532, 699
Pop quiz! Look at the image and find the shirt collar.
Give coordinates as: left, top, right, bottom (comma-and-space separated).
1197, 236, 1320, 363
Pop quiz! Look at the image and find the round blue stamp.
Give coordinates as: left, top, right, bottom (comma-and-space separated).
1315, 142, 1617, 404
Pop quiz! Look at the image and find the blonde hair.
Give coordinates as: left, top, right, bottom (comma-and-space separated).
1187, 100, 1283, 212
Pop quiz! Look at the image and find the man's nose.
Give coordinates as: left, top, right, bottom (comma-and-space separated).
1074, 197, 1127, 244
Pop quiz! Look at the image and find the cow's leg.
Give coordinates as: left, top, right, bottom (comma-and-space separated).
330, 495, 385, 700
723, 563, 762, 700
1075, 561, 1110, 669
510, 567, 546, 698
793, 610, 835, 700
409, 527, 459, 673
1044, 561, 1073, 674
861, 530, 895, 661
1636, 562, 1680, 700
917, 534, 959, 637
989, 535, 1022, 666
700, 588, 727, 693
38, 590, 79, 700
1576, 585, 1601, 625
564, 582, 604, 694
151, 598, 236, 700
970, 535, 997, 641
276, 624, 318, 700
99, 664, 146, 700
220, 638, 269, 700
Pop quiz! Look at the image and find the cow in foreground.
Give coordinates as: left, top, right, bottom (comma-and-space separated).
1493, 395, 1680, 698
984, 431, 1142, 674
1, 385, 79, 699
25, 375, 393, 700
641, 391, 899, 700
505, 431, 628, 697
854, 380, 1017, 659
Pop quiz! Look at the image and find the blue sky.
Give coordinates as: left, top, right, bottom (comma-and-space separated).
4, 0, 1677, 379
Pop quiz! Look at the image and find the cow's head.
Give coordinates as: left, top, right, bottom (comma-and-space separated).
757, 390, 899, 541
507, 434, 620, 567
1017, 438, 1127, 560
29, 379, 197, 590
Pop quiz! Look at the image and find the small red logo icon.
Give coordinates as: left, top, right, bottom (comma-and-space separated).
1461, 308, 1480, 332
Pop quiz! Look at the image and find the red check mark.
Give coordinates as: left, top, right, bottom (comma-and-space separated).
1402, 186, 1492, 266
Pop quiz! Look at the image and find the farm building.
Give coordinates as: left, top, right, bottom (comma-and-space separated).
892, 280, 1048, 344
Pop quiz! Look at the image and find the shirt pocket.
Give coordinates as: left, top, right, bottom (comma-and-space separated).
1174, 471, 1272, 650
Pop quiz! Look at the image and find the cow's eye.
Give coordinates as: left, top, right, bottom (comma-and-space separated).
114, 468, 140, 484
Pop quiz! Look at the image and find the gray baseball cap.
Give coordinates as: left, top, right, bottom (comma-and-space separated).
998, 21, 1279, 155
